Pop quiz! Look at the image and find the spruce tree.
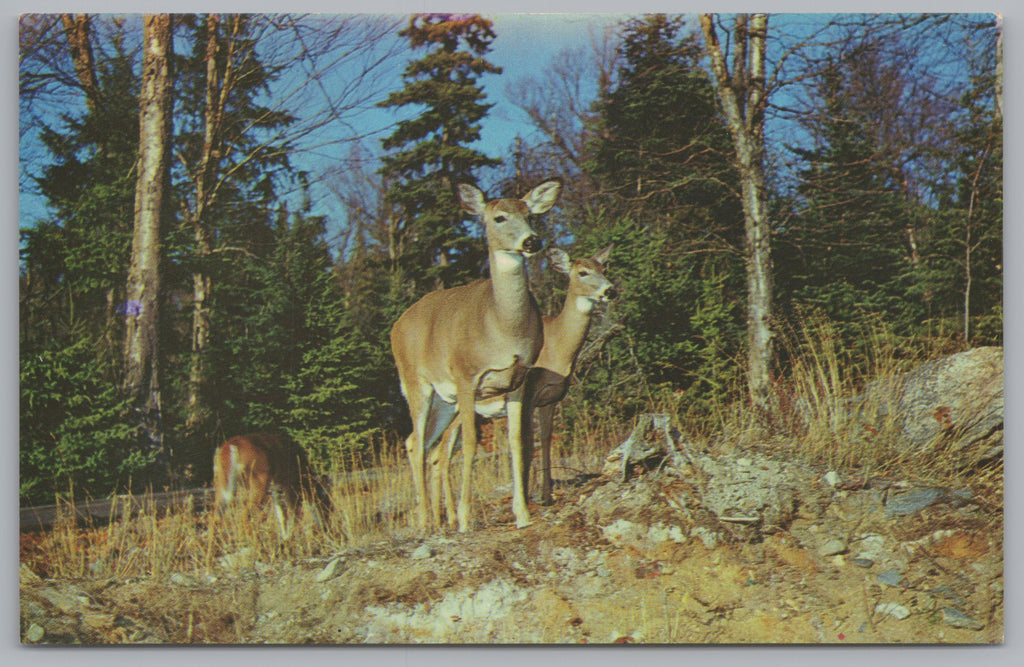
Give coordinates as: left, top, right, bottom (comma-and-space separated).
378, 13, 503, 291
580, 15, 745, 407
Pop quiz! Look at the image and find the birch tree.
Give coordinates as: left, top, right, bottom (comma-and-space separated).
124, 14, 173, 456
700, 13, 775, 422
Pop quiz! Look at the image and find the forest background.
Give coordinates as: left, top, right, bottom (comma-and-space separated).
16, 9, 1002, 506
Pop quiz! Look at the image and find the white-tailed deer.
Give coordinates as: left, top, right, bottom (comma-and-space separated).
391, 178, 562, 532
212, 432, 328, 537
429, 245, 615, 524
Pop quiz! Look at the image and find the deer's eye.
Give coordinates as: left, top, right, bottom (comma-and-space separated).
494, 214, 507, 223
578, 270, 590, 277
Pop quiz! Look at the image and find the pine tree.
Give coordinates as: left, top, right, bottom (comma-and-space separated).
20, 20, 150, 503
25, 26, 140, 359
172, 14, 296, 446
579, 15, 745, 407
779, 56, 925, 336
378, 13, 503, 291
590, 15, 735, 230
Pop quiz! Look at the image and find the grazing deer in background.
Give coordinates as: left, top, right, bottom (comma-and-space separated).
212, 432, 328, 538
429, 245, 616, 525
391, 178, 563, 532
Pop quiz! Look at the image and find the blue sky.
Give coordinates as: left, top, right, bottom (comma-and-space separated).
17, 12, 631, 231
15, 7, 1002, 235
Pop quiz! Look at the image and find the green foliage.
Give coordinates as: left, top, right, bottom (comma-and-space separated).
378, 14, 503, 290
588, 15, 737, 231
24, 34, 139, 348
284, 325, 388, 472
18, 14, 1003, 507
20, 329, 149, 505
573, 15, 747, 420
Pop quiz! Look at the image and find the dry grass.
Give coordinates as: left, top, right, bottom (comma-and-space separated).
20, 418, 620, 580
21, 318, 1001, 579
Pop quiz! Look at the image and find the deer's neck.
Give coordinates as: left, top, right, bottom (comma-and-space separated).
488, 250, 537, 332
544, 287, 596, 370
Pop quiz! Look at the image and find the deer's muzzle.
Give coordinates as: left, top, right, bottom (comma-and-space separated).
521, 235, 543, 255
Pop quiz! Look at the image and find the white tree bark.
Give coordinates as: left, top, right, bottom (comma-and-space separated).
700, 14, 775, 421
124, 14, 172, 451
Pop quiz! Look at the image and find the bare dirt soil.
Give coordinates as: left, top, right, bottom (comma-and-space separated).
19, 448, 1003, 646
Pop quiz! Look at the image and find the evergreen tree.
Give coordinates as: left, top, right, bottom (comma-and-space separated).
590, 15, 735, 230
24, 28, 139, 359
20, 22, 150, 503
171, 14, 297, 450
378, 13, 503, 291
580, 15, 745, 410
923, 31, 1003, 345
778, 55, 929, 337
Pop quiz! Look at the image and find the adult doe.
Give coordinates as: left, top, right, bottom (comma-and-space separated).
390, 178, 563, 532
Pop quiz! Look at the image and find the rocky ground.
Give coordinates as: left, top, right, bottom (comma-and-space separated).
19, 440, 1003, 645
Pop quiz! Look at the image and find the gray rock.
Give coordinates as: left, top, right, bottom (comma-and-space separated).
691, 526, 721, 550
876, 570, 904, 587
927, 586, 968, 608
818, 538, 848, 557
854, 533, 887, 561
170, 572, 195, 587
695, 453, 804, 533
875, 602, 910, 620
884, 487, 973, 518
410, 543, 433, 560
941, 607, 985, 631
315, 557, 343, 582
25, 623, 45, 643
851, 347, 1003, 456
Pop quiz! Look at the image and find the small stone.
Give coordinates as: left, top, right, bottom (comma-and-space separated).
927, 586, 968, 608
855, 533, 886, 561
736, 457, 752, 467
941, 607, 984, 631
875, 602, 910, 620
691, 526, 719, 550
876, 570, 904, 587
819, 537, 848, 557
851, 558, 874, 568
219, 547, 255, 571
824, 471, 842, 487
411, 543, 433, 560
170, 573, 194, 586
315, 557, 342, 582
25, 623, 45, 643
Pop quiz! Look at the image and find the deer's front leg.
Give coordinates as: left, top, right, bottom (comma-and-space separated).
536, 403, 556, 505
456, 389, 478, 533
506, 385, 533, 528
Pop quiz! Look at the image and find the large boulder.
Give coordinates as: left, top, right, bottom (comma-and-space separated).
852, 346, 1003, 458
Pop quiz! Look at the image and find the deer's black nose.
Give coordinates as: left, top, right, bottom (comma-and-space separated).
522, 235, 543, 254
605, 286, 619, 300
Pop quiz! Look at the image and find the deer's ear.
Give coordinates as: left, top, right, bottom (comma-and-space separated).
547, 248, 571, 275
455, 183, 487, 216
522, 178, 562, 214
593, 244, 614, 266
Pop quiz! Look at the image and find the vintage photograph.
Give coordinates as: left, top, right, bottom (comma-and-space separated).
18, 11, 1003, 645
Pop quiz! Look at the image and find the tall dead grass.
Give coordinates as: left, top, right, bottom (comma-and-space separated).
21, 316, 999, 579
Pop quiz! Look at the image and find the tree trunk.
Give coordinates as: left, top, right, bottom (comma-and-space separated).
60, 14, 101, 113
185, 14, 232, 437
700, 13, 775, 423
124, 14, 173, 462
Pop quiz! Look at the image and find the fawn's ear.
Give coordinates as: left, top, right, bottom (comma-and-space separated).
547, 248, 572, 275
593, 244, 614, 266
455, 183, 487, 216
522, 178, 563, 214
